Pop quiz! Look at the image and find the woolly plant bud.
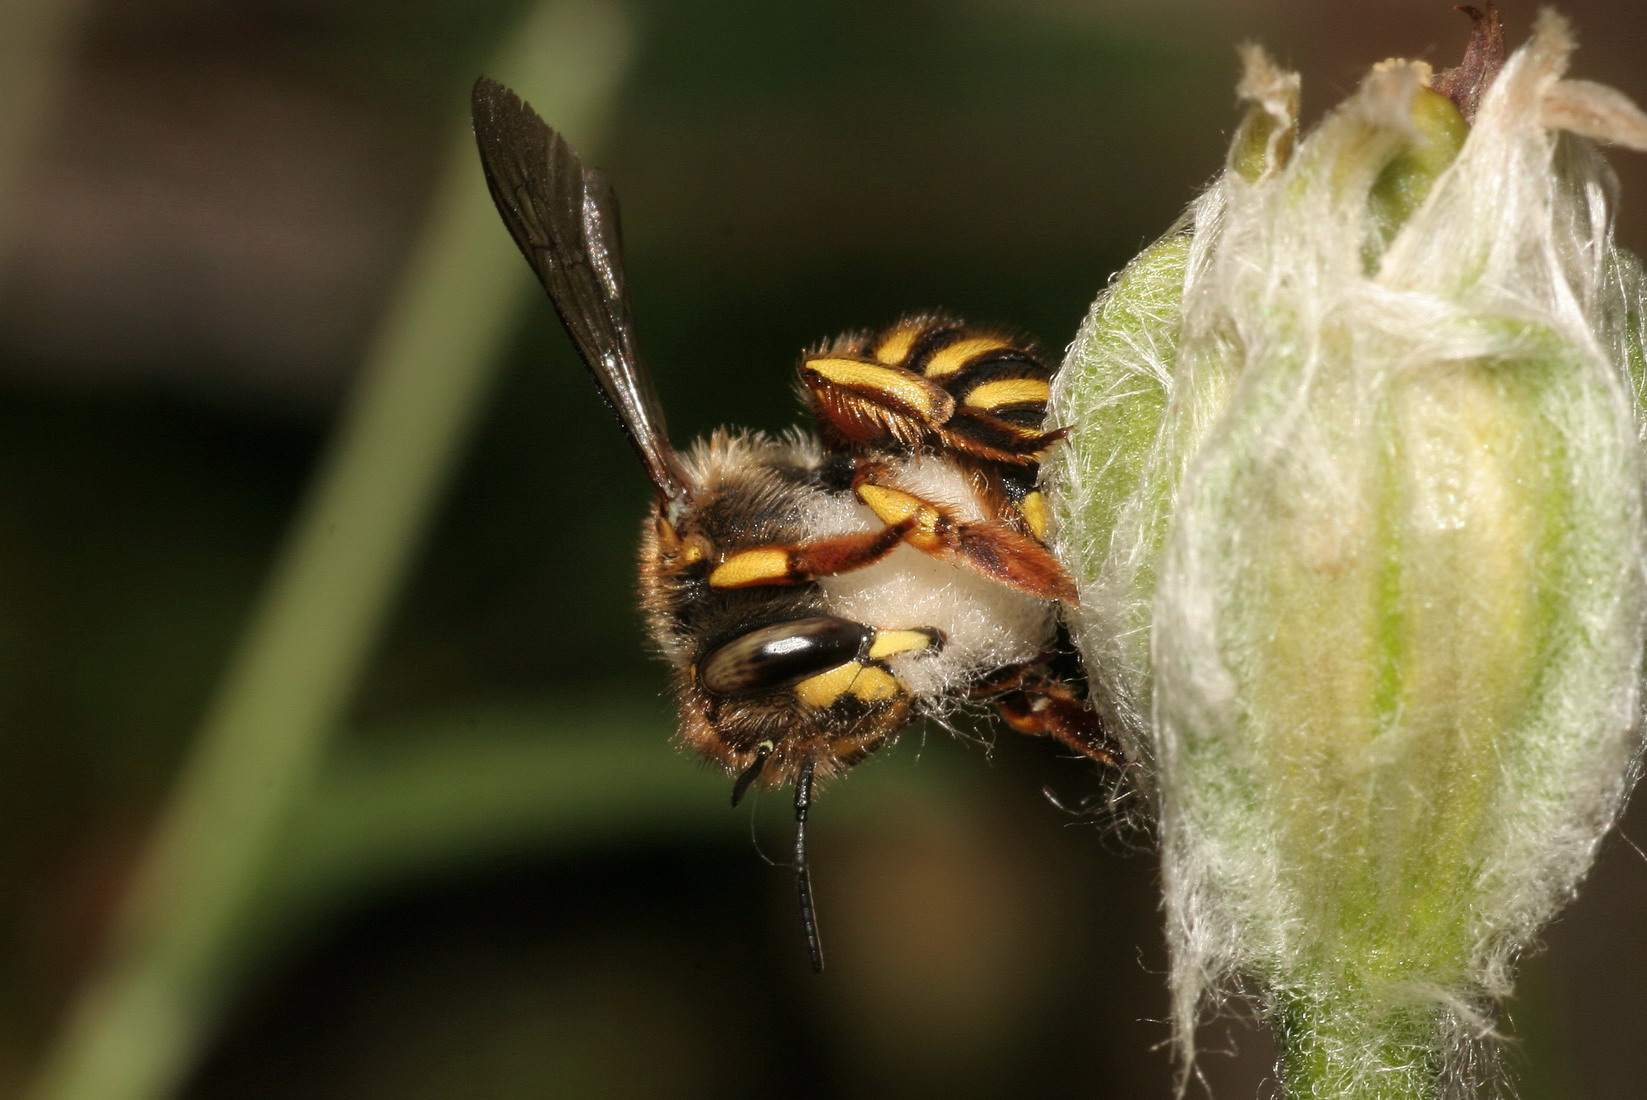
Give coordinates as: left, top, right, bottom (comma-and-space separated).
1048, 47, 1300, 771
1048, 12, 1647, 1097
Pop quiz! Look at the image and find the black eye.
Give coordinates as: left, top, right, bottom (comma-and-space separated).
698, 616, 871, 696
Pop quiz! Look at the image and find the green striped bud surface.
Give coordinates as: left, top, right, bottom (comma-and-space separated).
1047, 14, 1647, 1097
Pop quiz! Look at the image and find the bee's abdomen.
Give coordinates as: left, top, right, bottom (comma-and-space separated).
807, 316, 1060, 462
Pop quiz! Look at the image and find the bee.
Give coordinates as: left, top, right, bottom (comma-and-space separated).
471, 78, 1119, 970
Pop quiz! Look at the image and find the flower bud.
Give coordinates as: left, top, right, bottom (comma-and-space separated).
1049, 13, 1647, 1096
1049, 43, 1302, 771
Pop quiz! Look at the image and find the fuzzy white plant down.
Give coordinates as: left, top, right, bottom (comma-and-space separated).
1041, 49, 1298, 773
1050, 12, 1647, 1097
816, 454, 1057, 701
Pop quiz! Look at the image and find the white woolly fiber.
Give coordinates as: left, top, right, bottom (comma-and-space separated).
816, 455, 1056, 701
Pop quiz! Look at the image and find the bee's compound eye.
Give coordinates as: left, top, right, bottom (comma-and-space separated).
698, 616, 872, 697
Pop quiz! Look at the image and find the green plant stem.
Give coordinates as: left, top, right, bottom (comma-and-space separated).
1276, 997, 1445, 1100
23, 5, 632, 1099
0, 0, 88, 242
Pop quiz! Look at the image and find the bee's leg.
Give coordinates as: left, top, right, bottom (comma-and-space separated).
979, 665, 1124, 767
708, 524, 912, 589
850, 476, 1077, 603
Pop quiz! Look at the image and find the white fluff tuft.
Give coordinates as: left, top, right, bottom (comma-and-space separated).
817, 456, 1056, 701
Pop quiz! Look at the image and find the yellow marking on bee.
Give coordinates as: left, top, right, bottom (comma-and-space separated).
923, 336, 1017, 378
871, 324, 923, 366
867, 629, 933, 659
910, 515, 945, 550
793, 661, 862, 708
804, 359, 950, 419
1021, 490, 1049, 540
709, 547, 792, 588
963, 377, 1051, 410
856, 484, 944, 550
849, 665, 900, 701
679, 539, 705, 564
855, 483, 923, 525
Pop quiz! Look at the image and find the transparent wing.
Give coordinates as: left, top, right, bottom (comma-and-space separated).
472, 77, 690, 502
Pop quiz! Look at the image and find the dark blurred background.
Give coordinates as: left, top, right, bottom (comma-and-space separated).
3, 0, 1645, 1097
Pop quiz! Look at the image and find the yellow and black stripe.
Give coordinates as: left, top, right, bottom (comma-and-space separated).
802, 316, 1060, 463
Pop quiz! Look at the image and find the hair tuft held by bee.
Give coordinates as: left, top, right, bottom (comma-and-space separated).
471, 77, 1122, 972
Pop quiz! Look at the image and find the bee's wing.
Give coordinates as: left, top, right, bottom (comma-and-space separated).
471, 77, 691, 503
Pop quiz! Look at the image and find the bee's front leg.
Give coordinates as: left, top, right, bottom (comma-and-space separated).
706, 525, 913, 589
849, 469, 1077, 603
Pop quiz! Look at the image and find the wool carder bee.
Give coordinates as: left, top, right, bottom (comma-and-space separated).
471, 78, 1118, 970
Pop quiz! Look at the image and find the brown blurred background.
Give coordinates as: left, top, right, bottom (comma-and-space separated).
2, 0, 1645, 1097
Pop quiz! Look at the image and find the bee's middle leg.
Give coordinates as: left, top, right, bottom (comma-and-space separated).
974, 663, 1124, 767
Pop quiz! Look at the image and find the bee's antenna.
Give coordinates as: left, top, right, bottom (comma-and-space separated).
794, 757, 824, 973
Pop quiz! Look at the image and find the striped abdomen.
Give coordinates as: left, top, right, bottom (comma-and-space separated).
799, 315, 1063, 464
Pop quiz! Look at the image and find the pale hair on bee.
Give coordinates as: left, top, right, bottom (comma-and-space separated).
471, 77, 1120, 971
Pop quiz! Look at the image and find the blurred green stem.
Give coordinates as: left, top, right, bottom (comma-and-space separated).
24, 5, 632, 1099
1276, 997, 1443, 1100
0, 0, 88, 253
228, 705, 973, 972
